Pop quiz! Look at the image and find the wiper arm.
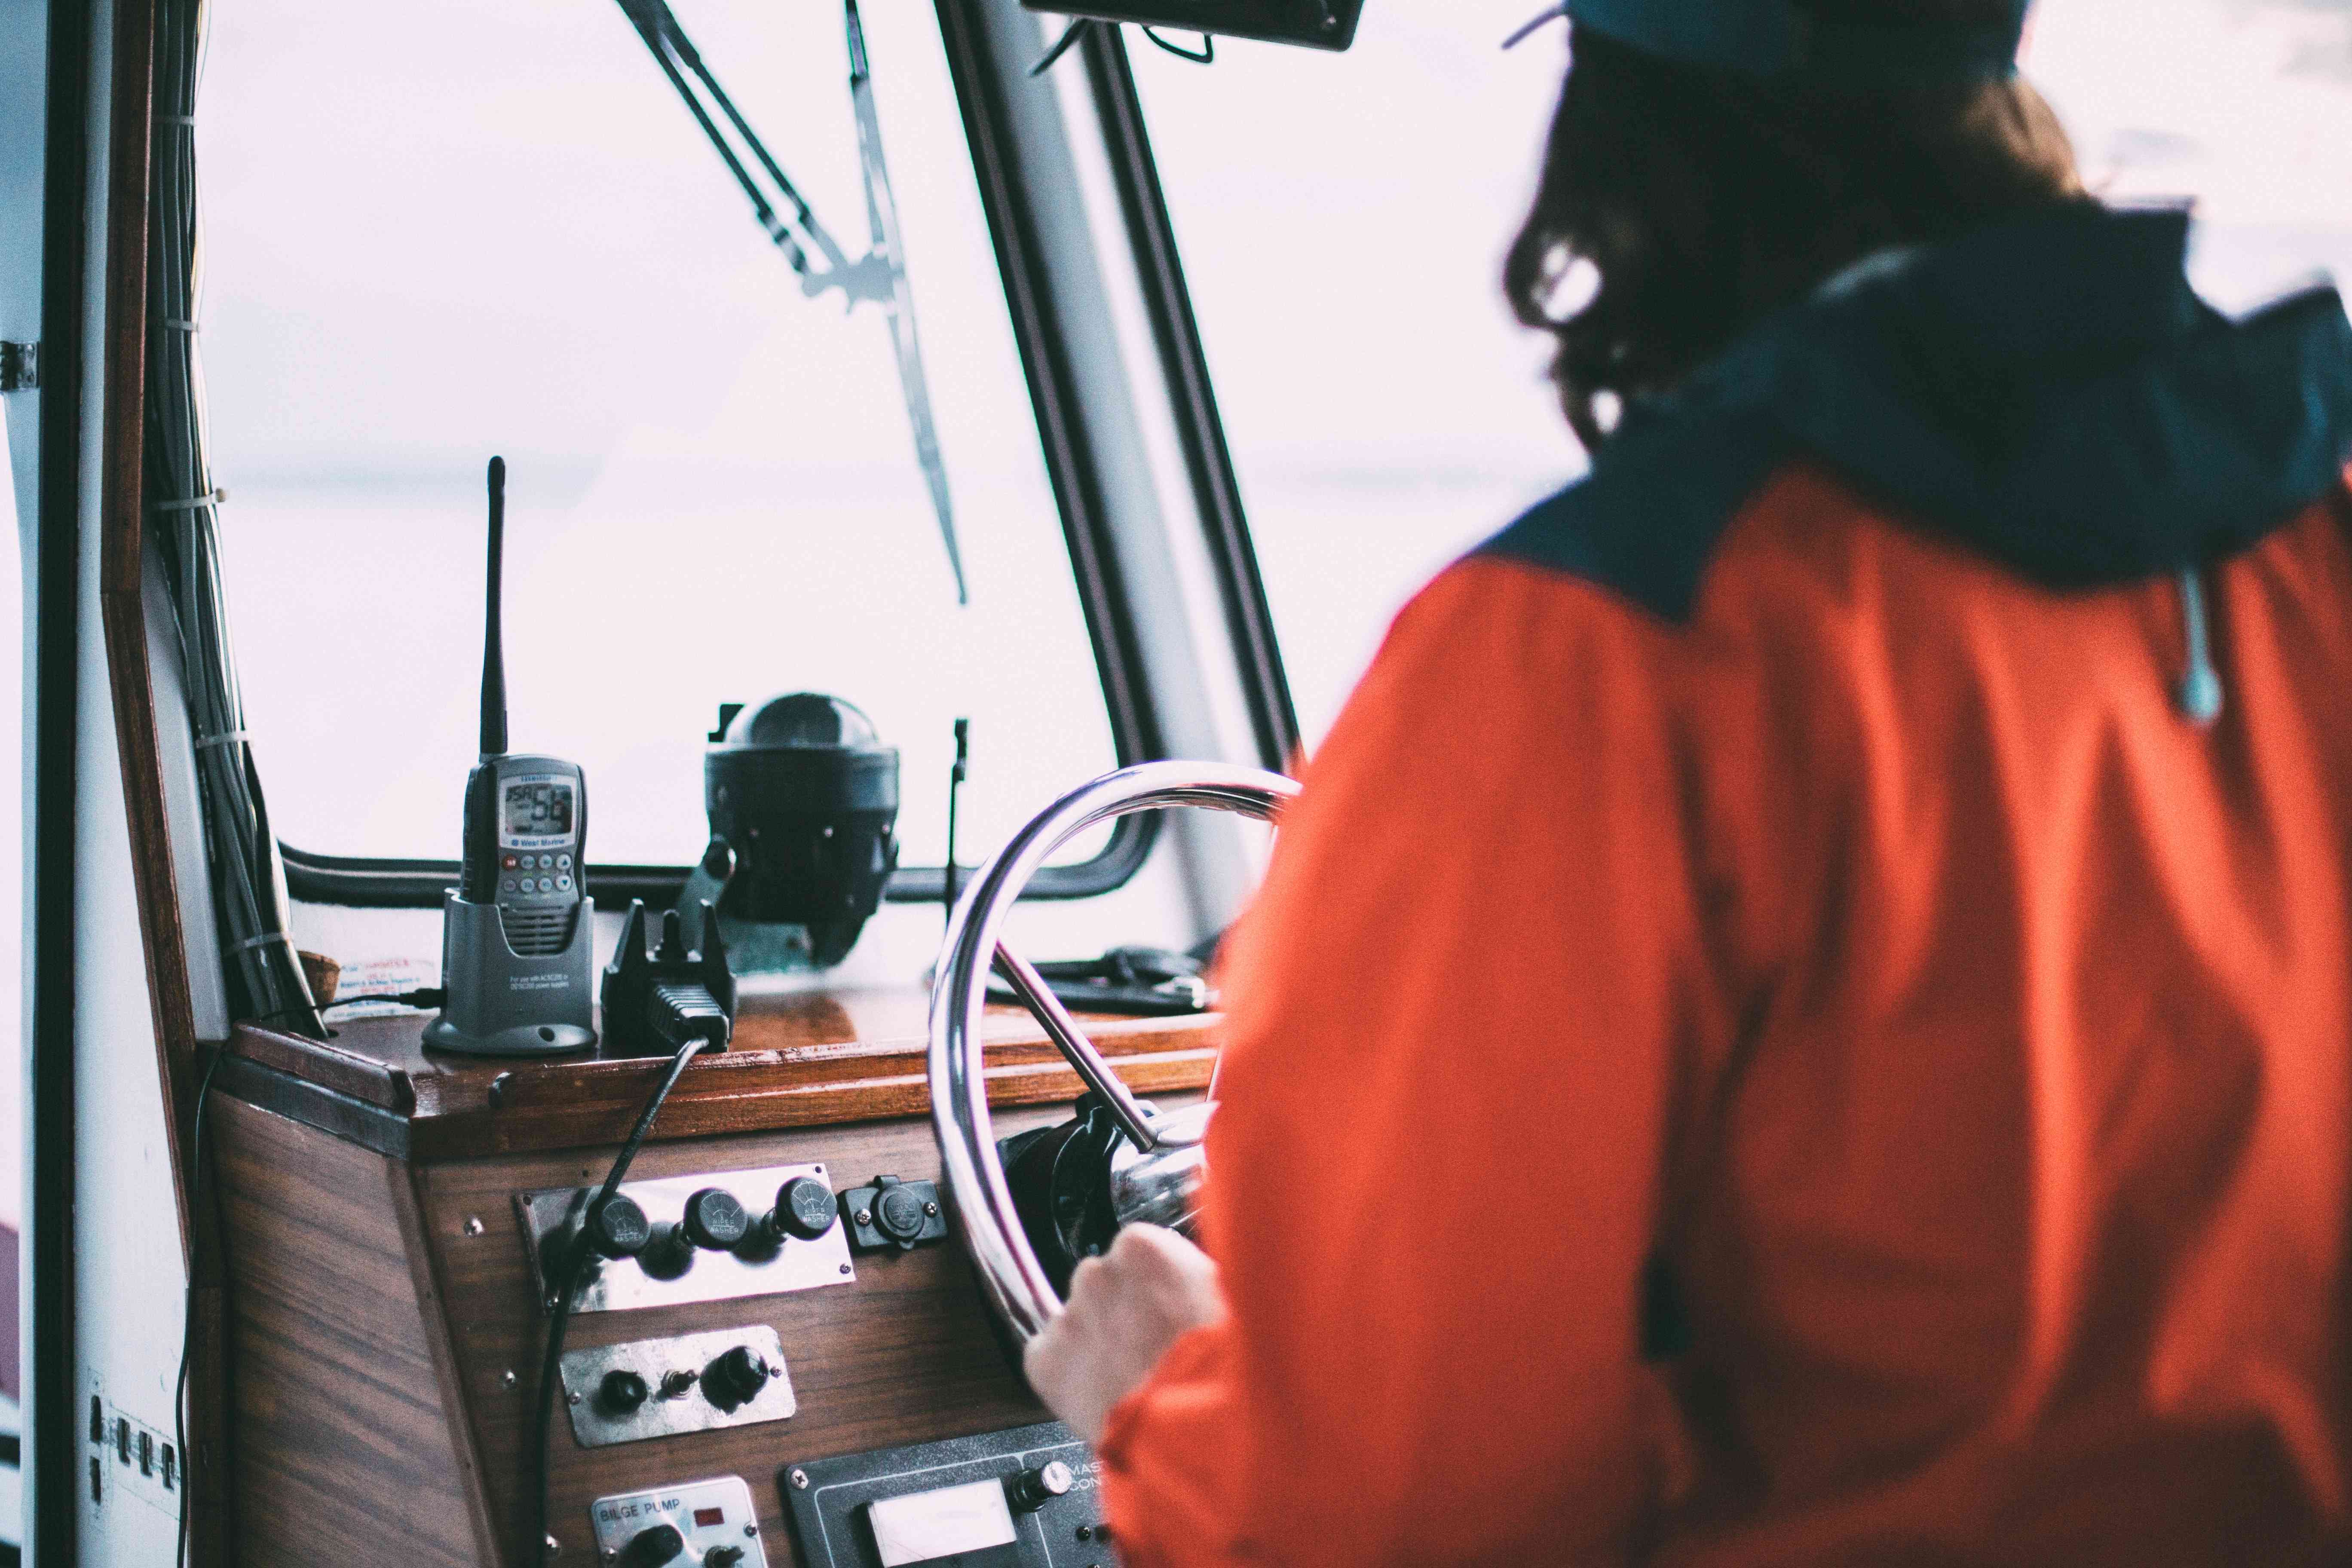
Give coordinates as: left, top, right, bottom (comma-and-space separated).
611, 0, 968, 604
844, 0, 965, 604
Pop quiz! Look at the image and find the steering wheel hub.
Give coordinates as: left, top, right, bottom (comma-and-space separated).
927, 761, 1297, 1342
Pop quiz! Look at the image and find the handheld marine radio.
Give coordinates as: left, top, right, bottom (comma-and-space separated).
423, 458, 599, 1056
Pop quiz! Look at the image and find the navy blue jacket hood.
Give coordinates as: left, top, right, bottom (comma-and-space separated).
1485, 203, 2352, 622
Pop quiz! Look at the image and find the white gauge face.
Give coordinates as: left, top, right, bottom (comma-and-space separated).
866, 1479, 1018, 1568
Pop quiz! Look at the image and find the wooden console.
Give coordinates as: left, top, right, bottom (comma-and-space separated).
211, 987, 1214, 1567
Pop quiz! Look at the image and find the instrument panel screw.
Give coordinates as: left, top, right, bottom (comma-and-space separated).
789, 1468, 810, 1490
854, 1210, 872, 1227
744, 1524, 758, 1537
923, 1202, 939, 1217
838, 1263, 851, 1275
463, 1216, 485, 1236
502, 1370, 518, 1389
567, 1391, 582, 1406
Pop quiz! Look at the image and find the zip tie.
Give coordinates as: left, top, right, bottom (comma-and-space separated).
160, 113, 196, 126
193, 729, 249, 752
162, 318, 199, 332
150, 488, 226, 513
230, 930, 295, 956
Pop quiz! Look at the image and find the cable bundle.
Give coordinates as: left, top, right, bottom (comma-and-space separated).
147, 0, 322, 1041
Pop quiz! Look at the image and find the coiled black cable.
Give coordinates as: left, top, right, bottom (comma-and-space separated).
528, 1035, 717, 1562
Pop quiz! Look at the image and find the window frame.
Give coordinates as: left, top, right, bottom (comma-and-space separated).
273, 0, 1257, 908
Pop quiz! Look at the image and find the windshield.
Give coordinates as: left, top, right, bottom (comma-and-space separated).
199, 0, 1120, 871
1126, 0, 2352, 752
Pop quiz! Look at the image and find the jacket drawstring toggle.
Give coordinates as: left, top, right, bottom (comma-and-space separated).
2173, 567, 2223, 726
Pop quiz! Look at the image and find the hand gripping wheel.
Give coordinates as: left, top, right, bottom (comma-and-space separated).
927, 761, 1298, 1343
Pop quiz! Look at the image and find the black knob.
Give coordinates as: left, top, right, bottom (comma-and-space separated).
581, 1194, 651, 1260
704, 1549, 746, 1568
874, 1182, 928, 1243
701, 1344, 772, 1412
774, 1176, 838, 1240
622, 1524, 684, 1568
682, 1187, 751, 1251
597, 1369, 649, 1415
1009, 1461, 1074, 1512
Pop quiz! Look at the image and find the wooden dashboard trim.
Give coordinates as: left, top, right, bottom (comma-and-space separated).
225, 1009, 1219, 1161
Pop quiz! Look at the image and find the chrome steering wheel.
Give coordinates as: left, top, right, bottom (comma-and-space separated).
928, 761, 1298, 1343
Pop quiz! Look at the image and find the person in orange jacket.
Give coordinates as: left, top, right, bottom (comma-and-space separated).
1024, 0, 2352, 1562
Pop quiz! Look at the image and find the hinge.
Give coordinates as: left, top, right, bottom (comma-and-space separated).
0, 340, 37, 393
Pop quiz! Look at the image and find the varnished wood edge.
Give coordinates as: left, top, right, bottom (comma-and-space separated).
214, 1053, 410, 1158
214, 1036, 1218, 1164
233, 1023, 415, 1113
97, 0, 200, 1237
95, 0, 230, 1561
391, 1158, 505, 1566
230, 1011, 1221, 1118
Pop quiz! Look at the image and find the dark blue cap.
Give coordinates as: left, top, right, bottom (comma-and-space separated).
1508, 0, 2031, 82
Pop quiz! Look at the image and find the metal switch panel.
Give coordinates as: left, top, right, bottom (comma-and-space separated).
782, 1422, 1106, 1568
520, 1162, 855, 1315
562, 1325, 795, 1449
591, 1475, 769, 1568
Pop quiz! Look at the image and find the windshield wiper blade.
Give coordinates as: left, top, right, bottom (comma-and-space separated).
844, 0, 965, 604
611, 0, 967, 604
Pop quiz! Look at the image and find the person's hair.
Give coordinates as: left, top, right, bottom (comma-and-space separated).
1504, 1, 2083, 452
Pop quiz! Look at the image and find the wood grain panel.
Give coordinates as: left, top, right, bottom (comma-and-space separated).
214, 1095, 493, 1568
419, 1103, 1182, 1568
233, 990, 1218, 1160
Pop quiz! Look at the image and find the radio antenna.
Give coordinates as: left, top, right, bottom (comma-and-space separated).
481, 456, 510, 758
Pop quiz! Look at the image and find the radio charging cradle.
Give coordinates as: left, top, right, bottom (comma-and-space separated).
422, 889, 597, 1056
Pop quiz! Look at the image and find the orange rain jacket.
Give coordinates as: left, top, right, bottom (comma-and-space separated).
1097, 206, 2352, 1565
